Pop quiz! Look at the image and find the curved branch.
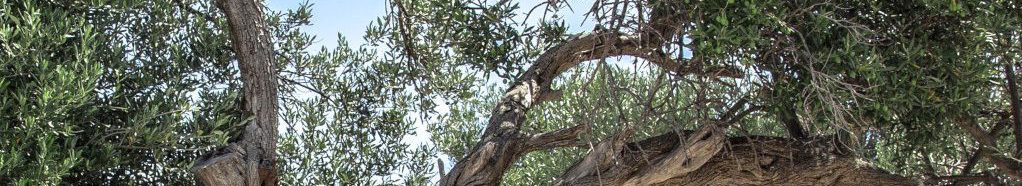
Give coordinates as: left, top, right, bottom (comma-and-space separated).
439, 29, 734, 186
523, 123, 590, 152
440, 2, 741, 184
954, 117, 1022, 180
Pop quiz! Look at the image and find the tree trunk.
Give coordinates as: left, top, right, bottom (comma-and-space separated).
192, 0, 279, 185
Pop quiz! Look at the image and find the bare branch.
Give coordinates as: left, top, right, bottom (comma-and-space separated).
523, 123, 590, 152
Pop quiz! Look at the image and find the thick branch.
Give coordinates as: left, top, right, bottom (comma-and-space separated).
523, 124, 590, 152
439, 27, 734, 185
624, 123, 724, 185
661, 135, 916, 185
955, 120, 1008, 185
440, 2, 742, 184
955, 117, 1022, 180
928, 174, 998, 186
1005, 63, 1022, 157
557, 100, 756, 185
555, 130, 914, 185
439, 30, 643, 185
779, 105, 808, 140
558, 127, 636, 185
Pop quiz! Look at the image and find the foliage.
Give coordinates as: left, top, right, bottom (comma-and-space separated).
0, 0, 431, 185
0, 0, 101, 184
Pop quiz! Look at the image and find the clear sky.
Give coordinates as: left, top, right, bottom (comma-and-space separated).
267, 0, 388, 50
265, 0, 593, 50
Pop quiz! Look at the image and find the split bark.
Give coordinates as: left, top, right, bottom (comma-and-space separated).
654, 135, 915, 185
192, 0, 280, 185
557, 131, 917, 185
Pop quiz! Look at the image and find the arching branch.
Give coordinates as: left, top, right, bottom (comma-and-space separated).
438, 28, 736, 186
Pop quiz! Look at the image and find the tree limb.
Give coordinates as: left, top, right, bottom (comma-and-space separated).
439, 1, 745, 184
523, 123, 590, 152
438, 28, 741, 186
955, 117, 1022, 180
1005, 62, 1022, 157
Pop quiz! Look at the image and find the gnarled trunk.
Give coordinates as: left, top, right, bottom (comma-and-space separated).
192, 0, 279, 185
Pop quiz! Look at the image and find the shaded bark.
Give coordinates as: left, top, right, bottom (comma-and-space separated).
779, 104, 808, 141
955, 117, 1022, 180
659, 136, 915, 185
552, 128, 915, 185
1006, 62, 1022, 157
557, 123, 728, 185
192, 0, 279, 185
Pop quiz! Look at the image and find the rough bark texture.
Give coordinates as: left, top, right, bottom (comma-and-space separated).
438, 31, 637, 186
193, 0, 279, 185
553, 129, 915, 185
658, 136, 915, 186
559, 123, 1017, 185
437, 29, 740, 185
557, 123, 728, 186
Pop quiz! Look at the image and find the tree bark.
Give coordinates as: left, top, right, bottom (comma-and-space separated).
1005, 63, 1022, 157
779, 99, 808, 141
193, 0, 279, 185
438, 31, 643, 186
655, 135, 915, 186
554, 130, 916, 185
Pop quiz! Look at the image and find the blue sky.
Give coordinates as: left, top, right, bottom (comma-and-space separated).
267, 0, 387, 49
265, 0, 596, 50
